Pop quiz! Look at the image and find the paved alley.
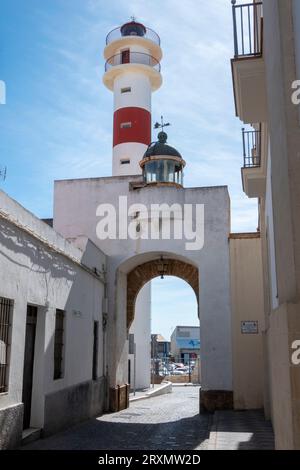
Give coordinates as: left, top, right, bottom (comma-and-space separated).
23, 386, 274, 451
23, 386, 210, 450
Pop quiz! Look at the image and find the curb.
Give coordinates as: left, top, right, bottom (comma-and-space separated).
130, 381, 172, 402
171, 383, 200, 387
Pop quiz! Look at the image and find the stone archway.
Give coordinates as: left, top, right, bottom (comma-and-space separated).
127, 258, 199, 329
110, 248, 233, 413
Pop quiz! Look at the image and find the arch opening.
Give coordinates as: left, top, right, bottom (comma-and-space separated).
127, 258, 199, 329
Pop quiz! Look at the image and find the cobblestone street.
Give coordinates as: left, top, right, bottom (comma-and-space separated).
23, 386, 210, 450
23, 386, 274, 450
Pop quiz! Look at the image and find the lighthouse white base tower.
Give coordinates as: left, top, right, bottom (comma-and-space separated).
128, 283, 151, 390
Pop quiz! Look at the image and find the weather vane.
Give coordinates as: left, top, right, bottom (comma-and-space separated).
154, 116, 171, 132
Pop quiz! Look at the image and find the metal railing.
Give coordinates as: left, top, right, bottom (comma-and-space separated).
105, 52, 161, 72
242, 127, 261, 168
106, 25, 160, 46
150, 355, 201, 385
232, 1, 263, 57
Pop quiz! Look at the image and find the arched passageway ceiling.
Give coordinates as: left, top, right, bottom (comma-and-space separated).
127, 258, 199, 328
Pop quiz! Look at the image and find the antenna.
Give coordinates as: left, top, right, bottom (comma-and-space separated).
0, 166, 7, 181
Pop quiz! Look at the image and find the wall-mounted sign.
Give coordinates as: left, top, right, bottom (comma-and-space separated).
241, 321, 258, 334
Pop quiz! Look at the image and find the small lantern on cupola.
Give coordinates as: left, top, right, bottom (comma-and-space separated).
139, 117, 186, 187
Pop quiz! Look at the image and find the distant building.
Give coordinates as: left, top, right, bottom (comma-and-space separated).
170, 326, 200, 363
151, 334, 170, 359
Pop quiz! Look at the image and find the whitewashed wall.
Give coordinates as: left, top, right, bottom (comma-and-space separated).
0, 190, 106, 447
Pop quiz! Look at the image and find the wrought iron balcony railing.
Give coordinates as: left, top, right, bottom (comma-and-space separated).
232, 1, 263, 57
105, 52, 161, 72
106, 25, 160, 46
242, 127, 261, 168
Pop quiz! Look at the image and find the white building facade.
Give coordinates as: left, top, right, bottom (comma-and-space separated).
231, 0, 300, 448
0, 191, 107, 448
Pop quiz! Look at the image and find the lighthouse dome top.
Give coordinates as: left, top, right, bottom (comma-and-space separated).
120, 20, 146, 38
143, 131, 183, 159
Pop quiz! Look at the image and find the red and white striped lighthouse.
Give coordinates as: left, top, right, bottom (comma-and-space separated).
103, 20, 162, 176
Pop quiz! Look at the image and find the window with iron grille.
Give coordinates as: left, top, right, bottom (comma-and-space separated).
53, 309, 65, 380
0, 297, 13, 393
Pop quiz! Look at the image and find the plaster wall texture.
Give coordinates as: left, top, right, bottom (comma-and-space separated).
261, 0, 300, 448
264, 0, 300, 302
230, 235, 265, 410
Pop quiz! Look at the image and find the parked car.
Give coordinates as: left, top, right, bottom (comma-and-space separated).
172, 369, 186, 375
174, 363, 185, 368
174, 367, 188, 373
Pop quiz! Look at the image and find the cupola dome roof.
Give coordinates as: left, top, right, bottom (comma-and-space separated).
143, 131, 182, 159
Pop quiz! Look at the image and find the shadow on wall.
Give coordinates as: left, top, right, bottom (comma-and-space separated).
0, 220, 76, 281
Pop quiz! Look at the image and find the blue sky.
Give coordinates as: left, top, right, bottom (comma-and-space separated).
0, 0, 257, 340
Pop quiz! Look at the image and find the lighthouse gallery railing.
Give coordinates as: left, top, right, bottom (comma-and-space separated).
105, 52, 161, 72
106, 26, 160, 46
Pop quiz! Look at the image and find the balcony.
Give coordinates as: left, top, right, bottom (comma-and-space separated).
232, 1, 262, 58
241, 126, 266, 198
231, 1, 267, 124
242, 127, 261, 168
106, 24, 160, 46
105, 52, 161, 73
103, 51, 162, 91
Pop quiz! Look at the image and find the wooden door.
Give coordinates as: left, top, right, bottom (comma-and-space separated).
121, 49, 130, 64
